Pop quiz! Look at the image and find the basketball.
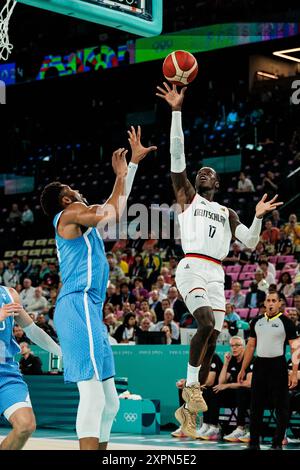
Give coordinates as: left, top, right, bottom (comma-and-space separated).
162, 50, 198, 86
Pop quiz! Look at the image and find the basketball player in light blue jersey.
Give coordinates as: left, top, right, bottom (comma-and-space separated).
40, 127, 156, 450
0, 286, 61, 450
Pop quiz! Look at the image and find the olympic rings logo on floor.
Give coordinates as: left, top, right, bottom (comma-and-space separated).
124, 413, 138, 422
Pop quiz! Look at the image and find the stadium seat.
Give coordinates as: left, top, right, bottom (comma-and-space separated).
4, 250, 16, 258
226, 265, 241, 274
48, 239, 56, 246
41, 248, 54, 256
17, 250, 29, 256
29, 249, 42, 256
249, 308, 259, 318
277, 255, 295, 264
36, 239, 48, 247
243, 280, 253, 289
235, 308, 249, 320
227, 273, 239, 282
31, 259, 43, 265
23, 240, 35, 247
242, 264, 257, 273
225, 289, 232, 299
239, 272, 255, 281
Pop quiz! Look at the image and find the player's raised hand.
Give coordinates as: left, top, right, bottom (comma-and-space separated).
0, 303, 23, 322
156, 82, 187, 111
255, 194, 283, 219
128, 126, 157, 164
112, 148, 128, 178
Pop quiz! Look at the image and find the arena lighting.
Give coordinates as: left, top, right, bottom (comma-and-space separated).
257, 71, 279, 79
273, 47, 300, 63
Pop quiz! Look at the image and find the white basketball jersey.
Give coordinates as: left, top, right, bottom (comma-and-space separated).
177, 194, 232, 260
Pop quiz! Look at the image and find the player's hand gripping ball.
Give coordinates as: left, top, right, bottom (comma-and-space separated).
162, 50, 198, 86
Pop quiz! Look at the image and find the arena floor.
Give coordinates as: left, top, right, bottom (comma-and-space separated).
0, 429, 300, 450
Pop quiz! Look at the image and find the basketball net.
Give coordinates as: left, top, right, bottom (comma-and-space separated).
0, 0, 16, 61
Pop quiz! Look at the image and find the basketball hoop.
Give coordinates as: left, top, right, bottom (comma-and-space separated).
0, 0, 16, 61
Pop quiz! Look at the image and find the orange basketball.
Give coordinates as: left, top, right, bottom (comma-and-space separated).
162, 50, 198, 86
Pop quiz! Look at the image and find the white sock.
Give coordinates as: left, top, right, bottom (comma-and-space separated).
186, 363, 201, 386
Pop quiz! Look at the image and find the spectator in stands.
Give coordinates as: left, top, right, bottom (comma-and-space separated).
19, 342, 43, 375
113, 313, 141, 343
7, 203, 21, 225
139, 317, 152, 332
148, 289, 163, 321
258, 253, 276, 279
167, 287, 187, 322
114, 282, 136, 308
276, 229, 293, 255
19, 278, 36, 309
42, 262, 60, 288
105, 283, 119, 306
132, 277, 149, 302
103, 313, 122, 336
294, 268, 300, 295
223, 242, 248, 266
168, 257, 178, 276
3, 261, 19, 288
21, 204, 34, 226
13, 324, 31, 345
249, 241, 266, 264
294, 294, 300, 318
261, 220, 280, 247
286, 309, 300, 336
244, 281, 266, 308
230, 282, 246, 309
115, 251, 129, 275
225, 303, 241, 323
270, 210, 284, 229
39, 261, 50, 282
35, 313, 58, 342
129, 254, 147, 280
236, 172, 255, 193
156, 274, 171, 300
254, 269, 269, 293
106, 252, 124, 284
18, 255, 33, 283
26, 287, 49, 318
258, 260, 276, 285
284, 214, 300, 251
262, 171, 278, 197
278, 272, 295, 299
217, 320, 231, 345
0, 260, 5, 284
47, 287, 58, 309
150, 308, 180, 343
214, 337, 253, 442
143, 247, 161, 288
116, 301, 133, 320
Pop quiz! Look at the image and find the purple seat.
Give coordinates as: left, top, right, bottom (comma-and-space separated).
239, 272, 255, 281
249, 308, 259, 318
226, 265, 241, 274
236, 308, 249, 320
243, 280, 253, 289
277, 255, 295, 264
228, 273, 239, 282
242, 264, 257, 273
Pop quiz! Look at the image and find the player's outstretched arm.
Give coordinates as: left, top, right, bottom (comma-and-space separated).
156, 82, 195, 209
9, 288, 62, 357
229, 193, 283, 249
126, 125, 157, 197
61, 148, 128, 228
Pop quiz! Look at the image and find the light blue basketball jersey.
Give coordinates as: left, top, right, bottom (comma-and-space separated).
53, 211, 109, 303
0, 285, 20, 361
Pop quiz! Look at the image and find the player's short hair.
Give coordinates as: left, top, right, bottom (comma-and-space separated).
40, 182, 65, 218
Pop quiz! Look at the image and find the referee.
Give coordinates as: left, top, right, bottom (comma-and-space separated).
238, 291, 298, 450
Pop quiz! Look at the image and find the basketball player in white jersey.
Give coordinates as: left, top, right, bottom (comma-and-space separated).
156, 82, 283, 437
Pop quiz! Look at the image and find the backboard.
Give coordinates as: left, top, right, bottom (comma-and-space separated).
18, 0, 163, 37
